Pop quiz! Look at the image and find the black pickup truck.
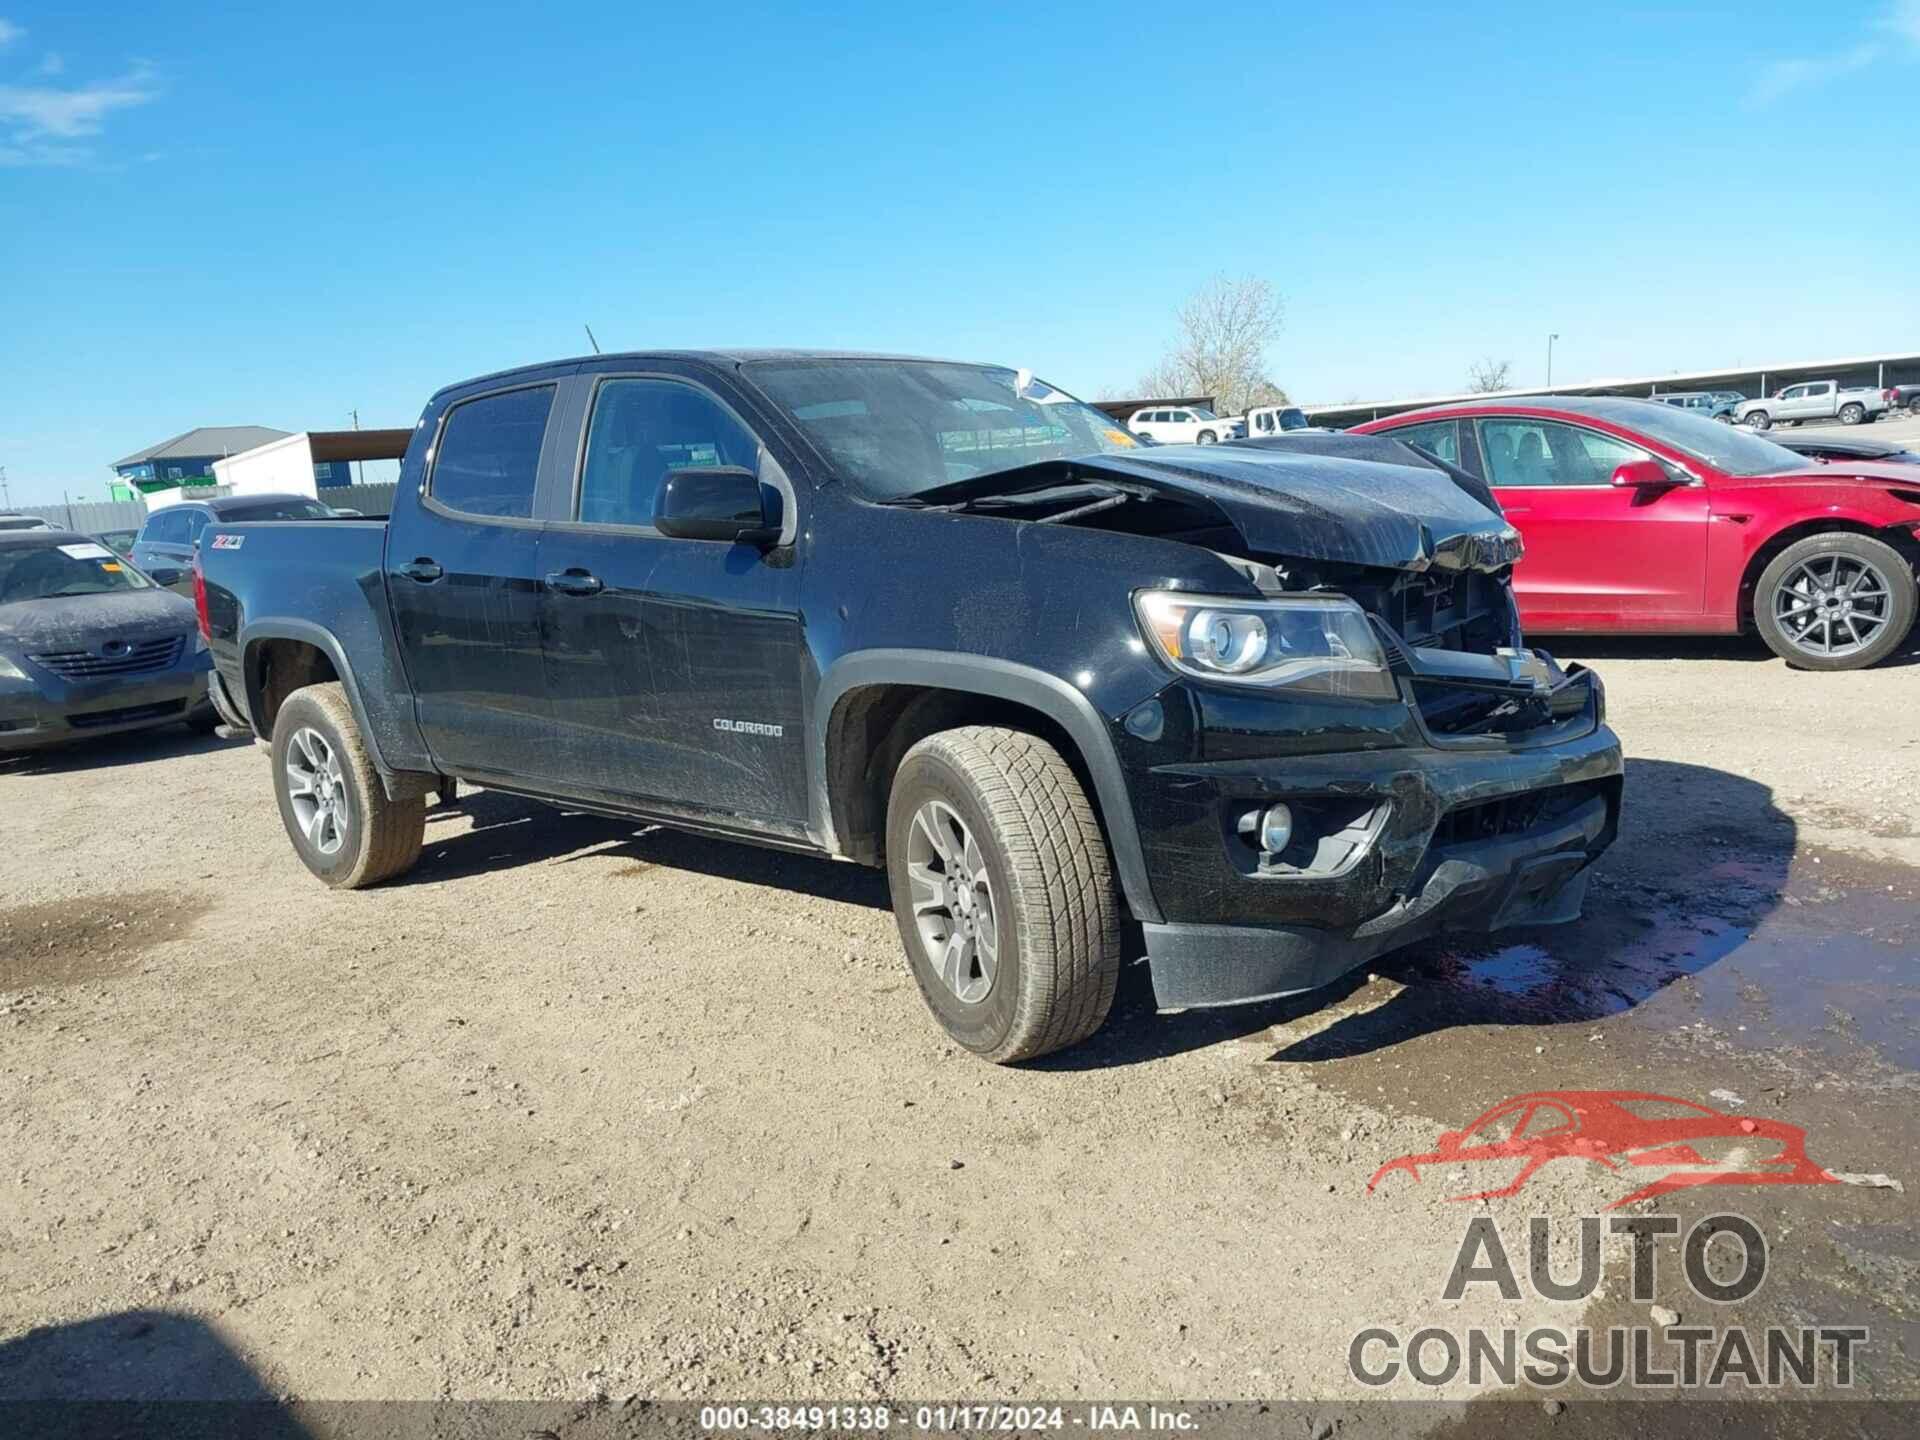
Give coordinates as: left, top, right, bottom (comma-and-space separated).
197, 351, 1622, 1062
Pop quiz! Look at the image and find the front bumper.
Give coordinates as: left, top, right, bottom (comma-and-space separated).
1125, 697, 1623, 1009
0, 650, 212, 752
1145, 781, 1613, 1007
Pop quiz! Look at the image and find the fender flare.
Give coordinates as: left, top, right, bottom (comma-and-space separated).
239, 618, 431, 797
811, 650, 1162, 924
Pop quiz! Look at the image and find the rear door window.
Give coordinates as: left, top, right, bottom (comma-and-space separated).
429, 385, 556, 520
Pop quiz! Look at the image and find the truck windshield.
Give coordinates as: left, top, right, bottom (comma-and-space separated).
745, 360, 1145, 500
0, 541, 154, 603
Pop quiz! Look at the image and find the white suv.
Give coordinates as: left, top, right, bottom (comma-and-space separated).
1128, 405, 1236, 445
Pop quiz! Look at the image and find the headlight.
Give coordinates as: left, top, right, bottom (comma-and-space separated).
0, 654, 28, 681
1134, 590, 1398, 699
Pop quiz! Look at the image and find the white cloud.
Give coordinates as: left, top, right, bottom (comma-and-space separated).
1746, 2, 1920, 106
0, 64, 157, 139
0, 18, 23, 48
1746, 41, 1881, 106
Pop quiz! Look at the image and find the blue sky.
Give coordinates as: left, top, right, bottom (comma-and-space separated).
2, 0, 1918, 505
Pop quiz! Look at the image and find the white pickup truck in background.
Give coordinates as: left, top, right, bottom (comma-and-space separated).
1736, 380, 1889, 430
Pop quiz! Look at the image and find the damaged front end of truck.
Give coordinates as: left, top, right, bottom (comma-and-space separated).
908, 435, 1622, 1009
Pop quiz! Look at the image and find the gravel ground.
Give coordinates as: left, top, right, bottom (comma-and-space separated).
3, 635, 1917, 1418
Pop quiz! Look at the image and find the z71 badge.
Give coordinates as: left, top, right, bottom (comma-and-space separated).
209, 534, 245, 550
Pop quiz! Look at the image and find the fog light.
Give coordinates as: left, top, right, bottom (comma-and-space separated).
1258, 803, 1293, 854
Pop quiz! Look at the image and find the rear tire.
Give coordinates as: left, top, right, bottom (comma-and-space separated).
1754, 533, 1917, 671
1908, 397, 1920, 417
270, 682, 424, 888
1839, 402, 1865, 426
885, 727, 1121, 1063
1745, 410, 1771, 431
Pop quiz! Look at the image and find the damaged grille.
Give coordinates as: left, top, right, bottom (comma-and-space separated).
31, 635, 184, 679
1350, 570, 1570, 737
1432, 781, 1606, 849
1379, 569, 1508, 652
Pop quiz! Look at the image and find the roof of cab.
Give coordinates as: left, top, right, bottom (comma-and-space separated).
433, 349, 980, 398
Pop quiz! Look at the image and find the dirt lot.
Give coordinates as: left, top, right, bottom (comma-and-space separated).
3, 631, 1917, 1421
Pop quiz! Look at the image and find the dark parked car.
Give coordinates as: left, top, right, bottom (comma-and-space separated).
198, 351, 1622, 1063
1885, 384, 1920, 417
1651, 390, 1739, 423
0, 530, 216, 752
130, 493, 336, 592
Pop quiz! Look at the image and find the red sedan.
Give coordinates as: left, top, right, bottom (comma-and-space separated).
1354, 397, 1920, 669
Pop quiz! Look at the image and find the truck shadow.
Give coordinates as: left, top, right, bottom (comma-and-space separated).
0, 1308, 309, 1434
1038, 757, 1797, 1071
398, 759, 1802, 1073
406, 787, 893, 910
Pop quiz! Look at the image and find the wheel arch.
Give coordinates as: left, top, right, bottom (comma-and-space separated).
242, 620, 434, 800
812, 652, 1162, 923
1737, 519, 1920, 628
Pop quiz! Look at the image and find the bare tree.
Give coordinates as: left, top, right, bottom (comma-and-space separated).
1136, 275, 1286, 415
1466, 357, 1513, 393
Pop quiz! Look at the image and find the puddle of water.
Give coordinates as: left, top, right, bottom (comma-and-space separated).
1409, 883, 1919, 1071
0, 890, 207, 988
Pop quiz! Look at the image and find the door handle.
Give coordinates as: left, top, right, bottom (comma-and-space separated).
397, 559, 443, 583
545, 569, 603, 596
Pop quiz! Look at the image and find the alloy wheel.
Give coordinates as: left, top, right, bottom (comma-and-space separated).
1773, 555, 1894, 660
904, 799, 999, 1004
285, 726, 351, 856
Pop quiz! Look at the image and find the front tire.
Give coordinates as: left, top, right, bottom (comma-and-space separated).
1745, 410, 1771, 431
885, 727, 1121, 1063
1195, 430, 1217, 445
1839, 402, 1865, 425
1754, 534, 1918, 671
271, 682, 424, 887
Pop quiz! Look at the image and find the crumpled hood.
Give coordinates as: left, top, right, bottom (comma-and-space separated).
1715, 462, 1920, 490
990, 444, 1523, 573
0, 588, 198, 652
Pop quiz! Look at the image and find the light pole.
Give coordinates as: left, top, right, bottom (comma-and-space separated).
1546, 334, 1560, 390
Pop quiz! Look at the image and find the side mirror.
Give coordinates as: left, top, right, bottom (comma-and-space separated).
654, 467, 777, 545
146, 565, 187, 586
1610, 459, 1677, 490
